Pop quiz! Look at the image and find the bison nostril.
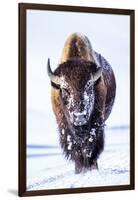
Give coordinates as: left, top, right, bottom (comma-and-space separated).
84, 114, 87, 119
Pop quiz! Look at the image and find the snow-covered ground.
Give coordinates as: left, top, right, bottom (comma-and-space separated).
27, 115, 130, 191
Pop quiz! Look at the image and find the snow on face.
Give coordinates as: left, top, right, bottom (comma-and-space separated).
70, 80, 94, 126
88, 137, 93, 142
67, 142, 72, 150
60, 77, 95, 126
61, 129, 65, 135
90, 128, 96, 136
71, 80, 94, 126
60, 76, 68, 89
67, 135, 71, 142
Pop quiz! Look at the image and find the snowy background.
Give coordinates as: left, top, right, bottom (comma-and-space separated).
26, 10, 130, 191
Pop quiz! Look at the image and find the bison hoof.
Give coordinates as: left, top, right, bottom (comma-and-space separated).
75, 161, 98, 174
75, 163, 83, 174
75, 169, 82, 174
91, 162, 98, 170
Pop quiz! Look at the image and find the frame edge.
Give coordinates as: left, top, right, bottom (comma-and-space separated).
18, 2, 135, 196
18, 3, 27, 197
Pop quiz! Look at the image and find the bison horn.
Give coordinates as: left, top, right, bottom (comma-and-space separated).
93, 67, 103, 82
47, 58, 61, 85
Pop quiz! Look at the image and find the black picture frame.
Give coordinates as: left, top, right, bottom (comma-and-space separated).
19, 3, 135, 197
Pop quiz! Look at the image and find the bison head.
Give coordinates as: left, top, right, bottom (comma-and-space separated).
47, 58, 102, 126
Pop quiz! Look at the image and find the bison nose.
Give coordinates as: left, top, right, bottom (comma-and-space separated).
73, 113, 86, 122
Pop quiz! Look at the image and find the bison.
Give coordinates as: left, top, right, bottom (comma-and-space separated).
47, 33, 116, 173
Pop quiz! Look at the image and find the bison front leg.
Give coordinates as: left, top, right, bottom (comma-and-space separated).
90, 160, 98, 170
75, 160, 83, 174
81, 126, 104, 171
73, 152, 84, 174
91, 126, 105, 168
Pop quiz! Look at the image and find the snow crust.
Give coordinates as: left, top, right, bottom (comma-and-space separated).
27, 118, 130, 191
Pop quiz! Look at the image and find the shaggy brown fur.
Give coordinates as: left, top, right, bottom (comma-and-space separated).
60, 33, 95, 63
49, 33, 116, 173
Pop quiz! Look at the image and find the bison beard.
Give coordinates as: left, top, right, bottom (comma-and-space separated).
59, 122, 104, 173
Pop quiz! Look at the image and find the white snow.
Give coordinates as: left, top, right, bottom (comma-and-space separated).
60, 76, 68, 89
27, 121, 130, 191
88, 137, 93, 142
61, 129, 65, 135
67, 142, 72, 150
67, 135, 71, 141
90, 128, 96, 136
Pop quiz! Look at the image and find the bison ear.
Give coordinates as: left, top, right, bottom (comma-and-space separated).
92, 67, 102, 82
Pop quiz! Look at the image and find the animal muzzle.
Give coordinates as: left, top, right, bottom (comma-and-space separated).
73, 112, 88, 126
